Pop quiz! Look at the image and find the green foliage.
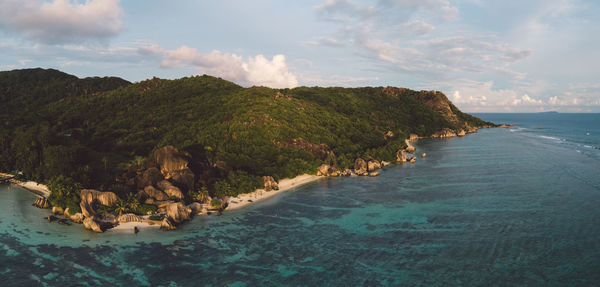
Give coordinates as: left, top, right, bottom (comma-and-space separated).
47, 175, 83, 209
135, 204, 157, 215
95, 205, 114, 218
211, 199, 223, 207
149, 214, 164, 221
0, 68, 493, 199
188, 186, 210, 203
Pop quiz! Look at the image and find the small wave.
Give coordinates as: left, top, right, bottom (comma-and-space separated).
576, 150, 581, 153
538, 135, 562, 141
584, 145, 592, 148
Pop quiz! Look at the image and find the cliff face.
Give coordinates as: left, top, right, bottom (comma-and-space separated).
414, 90, 461, 126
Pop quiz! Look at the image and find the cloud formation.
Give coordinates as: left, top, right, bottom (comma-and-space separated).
161, 46, 298, 88
0, 0, 123, 44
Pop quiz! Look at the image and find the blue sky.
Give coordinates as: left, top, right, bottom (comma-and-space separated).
1, 0, 599, 112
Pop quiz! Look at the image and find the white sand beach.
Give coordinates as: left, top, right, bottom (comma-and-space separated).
226, 174, 321, 210
11, 180, 51, 198
108, 220, 161, 232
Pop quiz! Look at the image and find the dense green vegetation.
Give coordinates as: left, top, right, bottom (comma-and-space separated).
0, 68, 493, 204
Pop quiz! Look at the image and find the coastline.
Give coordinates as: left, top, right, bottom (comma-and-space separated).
1, 173, 51, 198
226, 174, 321, 210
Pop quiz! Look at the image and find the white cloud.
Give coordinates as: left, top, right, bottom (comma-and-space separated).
161, 46, 298, 88
511, 94, 542, 106
0, 0, 123, 44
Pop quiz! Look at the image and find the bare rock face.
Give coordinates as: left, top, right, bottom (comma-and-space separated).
317, 164, 340, 177
83, 217, 103, 233
263, 176, 279, 191
117, 213, 141, 223
136, 167, 164, 189
154, 146, 191, 176
52, 206, 64, 215
160, 218, 176, 230
166, 202, 192, 224
69, 213, 84, 223
32, 197, 51, 209
188, 202, 204, 215
157, 180, 184, 199
354, 158, 368, 175
396, 150, 407, 162
140, 185, 169, 201
431, 128, 458, 138
79, 189, 119, 218
367, 159, 382, 172
171, 168, 195, 192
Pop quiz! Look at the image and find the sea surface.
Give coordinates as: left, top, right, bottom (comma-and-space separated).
1, 113, 599, 286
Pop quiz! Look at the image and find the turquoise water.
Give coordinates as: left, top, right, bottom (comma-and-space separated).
1, 113, 600, 286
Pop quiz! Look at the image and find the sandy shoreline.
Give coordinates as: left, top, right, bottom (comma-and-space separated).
226, 174, 321, 210
9, 180, 51, 198
107, 220, 161, 232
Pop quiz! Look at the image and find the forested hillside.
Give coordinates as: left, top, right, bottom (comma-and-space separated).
0, 68, 493, 200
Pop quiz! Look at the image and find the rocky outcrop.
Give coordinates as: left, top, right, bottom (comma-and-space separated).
409, 134, 420, 140
282, 138, 332, 161
140, 185, 169, 201
32, 197, 51, 209
317, 164, 340, 177
117, 213, 141, 223
79, 189, 119, 218
157, 180, 184, 199
431, 128, 458, 138
83, 217, 103, 233
171, 168, 195, 193
367, 159, 382, 172
188, 202, 205, 215
263, 176, 279, 191
396, 150, 407, 162
369, 172, 380, 177
422, 153, 427, 158
136, 167, 164, 189
160, 218, 176, 230
69, 213, 84, 223
166, 202, 192, 224
153, 146, 195, 192
410, 157, 416, 163
405, 146, 416, 153
457, 129, 466, 137
52, 206, 64, 215
354, 158, 368, 176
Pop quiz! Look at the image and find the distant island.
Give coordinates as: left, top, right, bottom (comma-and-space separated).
0, 68, 495, 232
539, 111, 559, 113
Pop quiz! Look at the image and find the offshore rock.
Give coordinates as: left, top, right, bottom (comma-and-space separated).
79, 189, 119, 218
157, 180, 184, 199
422, 153, 427, 158
354, 158, 368, 176
263, 176, 279, 191
83, 217, 103, 233
166, 202, 192, 224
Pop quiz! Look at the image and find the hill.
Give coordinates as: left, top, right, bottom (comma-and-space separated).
0, 68, 493, 210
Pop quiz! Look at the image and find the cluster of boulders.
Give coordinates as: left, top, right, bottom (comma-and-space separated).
316, 157, 385, 178
263, 176, 279, 191
32, 197, 50, 209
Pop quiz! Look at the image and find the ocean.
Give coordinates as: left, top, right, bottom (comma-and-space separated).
1, 113, 599, 286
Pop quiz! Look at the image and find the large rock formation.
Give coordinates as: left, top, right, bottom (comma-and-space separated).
69, 212, 84, 223
431, 128, 458, 138
166, 202, 192, 224
79, 189, 119, 218
154, 146, 195, 192
405, 146, 416, 153
139, 185, 169, 201
52, 206, 64, 215
367, 159, 382, 172
354, 158, 368, 175
263, 176, 279, 191
136, 167, 164, 189
188, 202, 205, 215
157, 180, 184, 199
316, 164, 340, 177
83, 217, 103, 233
396, 150, 407, 162
160, 218, 176, 230
32, 197, 51, 209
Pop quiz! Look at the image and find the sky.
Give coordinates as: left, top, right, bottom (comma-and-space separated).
1, 0, 599, 112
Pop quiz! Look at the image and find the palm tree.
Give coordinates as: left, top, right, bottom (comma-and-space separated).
126, 193, 140, 212
114, 199, 128, 216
